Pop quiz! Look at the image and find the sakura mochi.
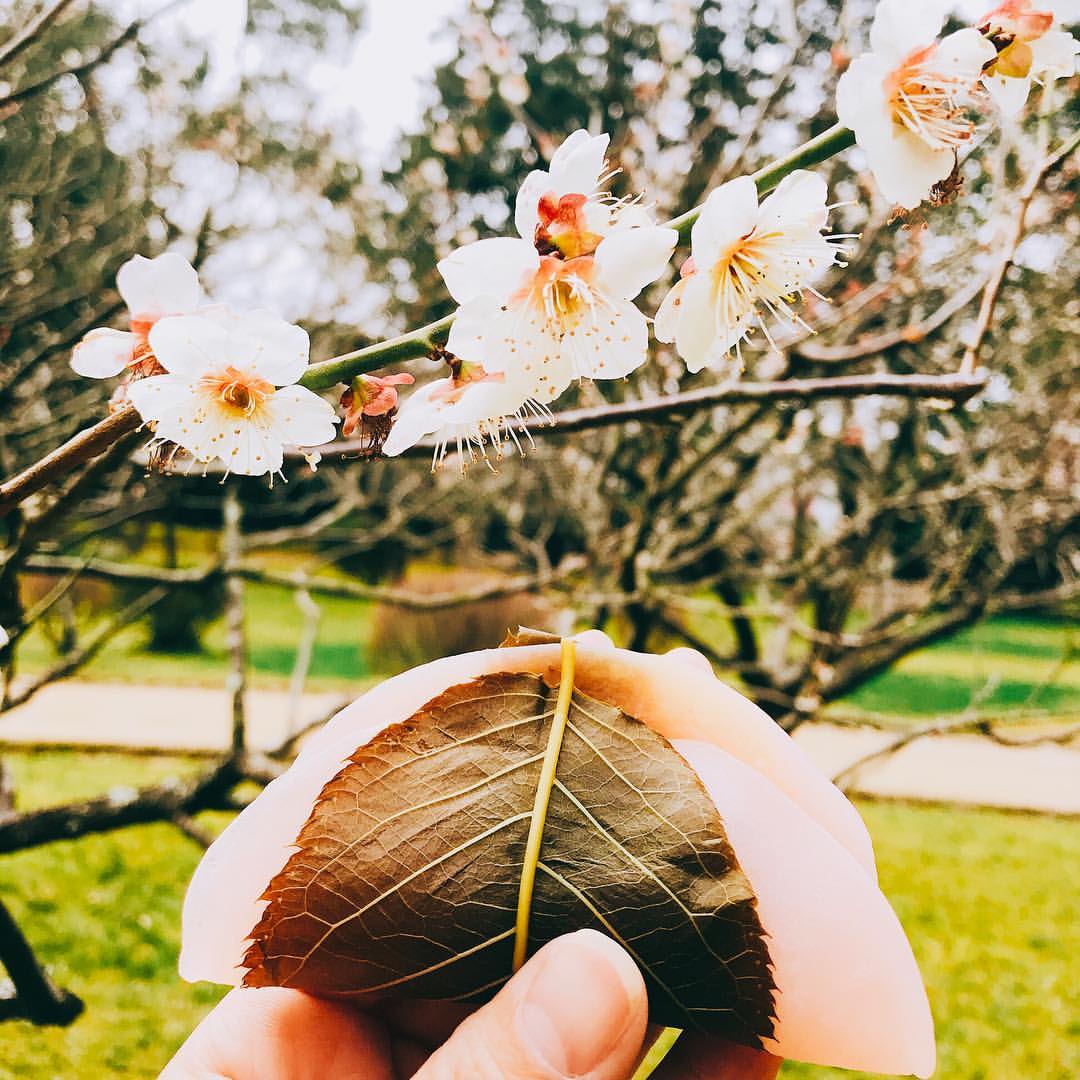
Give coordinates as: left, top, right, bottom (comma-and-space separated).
180, 631, 935, 1078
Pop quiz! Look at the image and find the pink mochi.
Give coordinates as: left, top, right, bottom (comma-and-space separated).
179, 630, 935, 1077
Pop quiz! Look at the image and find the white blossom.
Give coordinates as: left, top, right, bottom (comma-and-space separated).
382, 368, 550, 470
654, 171, 847, 374
71, 253, 201, 378
127, 308, 337, 478
836, 0, 996, 208
979, 0, 1080, 115
438, 130, 677, 402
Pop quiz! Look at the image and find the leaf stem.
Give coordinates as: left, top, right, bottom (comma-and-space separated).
630, 1026, 684, 1080
512, 637, 576, 972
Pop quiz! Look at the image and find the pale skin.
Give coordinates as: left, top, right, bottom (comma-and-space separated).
162, 929, 782, 1080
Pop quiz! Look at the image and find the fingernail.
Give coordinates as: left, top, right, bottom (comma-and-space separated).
517, 930, 642, 1076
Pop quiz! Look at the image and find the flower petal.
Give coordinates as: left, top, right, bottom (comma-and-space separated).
382, 381, 449, 456
562, 296, 649, 382
869, 0, 944, 62
70, 328, 138, 378
653, 276, 686, 345
757, 170, 829, 233
835, 56, 894, 145
935, 28, 996, 75
200, 308, 310, 385
863, 127, 955, 209
116, 253, 201, 321
265, 385, 338, 448
437, 238, 539, 306
592, 226, 677, 300
984, 71, 1034, 115
446, 296, 504, 362
126, 373, 196, 423
148, 310, 309, 385
148, 315, 230, 378
547, 129, 610, 197
514, 169, 551, 241
675, 272, 729, 374
1030, 27, 1080, 78
691, 178, 760, 269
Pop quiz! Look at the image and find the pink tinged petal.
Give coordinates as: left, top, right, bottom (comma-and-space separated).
562, 296, 649, 381
869, 0, 944, 62
653, 276, 686, 345
70, 328, 138, 378
148, 315, 230, 378
1030, 28, 1080, 77
116, 252, 201, 321
437, 238, 539, 306
984, 71, 1034, 114
383, 376, 534, 456
757, 169, 829, 233
935, 27, 997, 76
264, 385, 338, 448
592, 226, 677, 300
547, 129, 610, 197
691, 177, 760, 269
676, 740, 935, 1078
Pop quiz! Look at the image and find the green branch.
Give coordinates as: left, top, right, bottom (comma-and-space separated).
298, 314, 455, 391
665, 123, 856, 240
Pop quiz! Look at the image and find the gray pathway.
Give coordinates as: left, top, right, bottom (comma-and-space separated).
1, 682, 1076, 814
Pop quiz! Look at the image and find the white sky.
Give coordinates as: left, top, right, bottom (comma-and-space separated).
164, 0, 466, 161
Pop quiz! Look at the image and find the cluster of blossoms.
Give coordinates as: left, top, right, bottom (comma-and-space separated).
71, 0, 1077, 477
73, 254, 336, 478
383, 133, 847, 463
838, 0, 1078, 208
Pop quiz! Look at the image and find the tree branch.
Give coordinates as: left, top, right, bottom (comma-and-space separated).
0, 407, 142, 519
329, 372, 987, 461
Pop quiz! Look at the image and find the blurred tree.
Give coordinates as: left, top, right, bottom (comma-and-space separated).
351, 0, 1079, 725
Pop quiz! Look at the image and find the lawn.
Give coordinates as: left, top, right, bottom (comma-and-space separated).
0, 751, 1077, 1079
16, 569, 1079, 721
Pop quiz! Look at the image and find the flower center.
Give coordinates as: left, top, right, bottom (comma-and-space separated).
980, 0, 1052, 82
201, 366, 274, 417
535, 192, 605, 259
530, 254, 596, 327
886, 46, 979, 151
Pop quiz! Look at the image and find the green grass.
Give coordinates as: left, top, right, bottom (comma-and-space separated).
842, 616, 1079, 718
15, 581, 376, 689
17, 581, 1079, 722
0, 751, 1077, 1078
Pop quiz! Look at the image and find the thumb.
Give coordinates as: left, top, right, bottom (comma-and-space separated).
415, 929, 649, 1080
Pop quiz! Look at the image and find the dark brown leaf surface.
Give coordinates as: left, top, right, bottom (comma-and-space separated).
243, 672, 777, 1045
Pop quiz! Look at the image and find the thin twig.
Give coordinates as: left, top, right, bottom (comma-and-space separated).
0, 0, 82, 69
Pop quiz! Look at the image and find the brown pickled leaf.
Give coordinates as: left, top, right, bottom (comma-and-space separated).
243, 672, 777, 1045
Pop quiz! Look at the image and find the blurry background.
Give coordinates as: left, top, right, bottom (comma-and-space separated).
0, 0, 1078, 1076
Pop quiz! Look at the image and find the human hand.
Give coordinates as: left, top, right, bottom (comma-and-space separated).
161, 929, 782, 1079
